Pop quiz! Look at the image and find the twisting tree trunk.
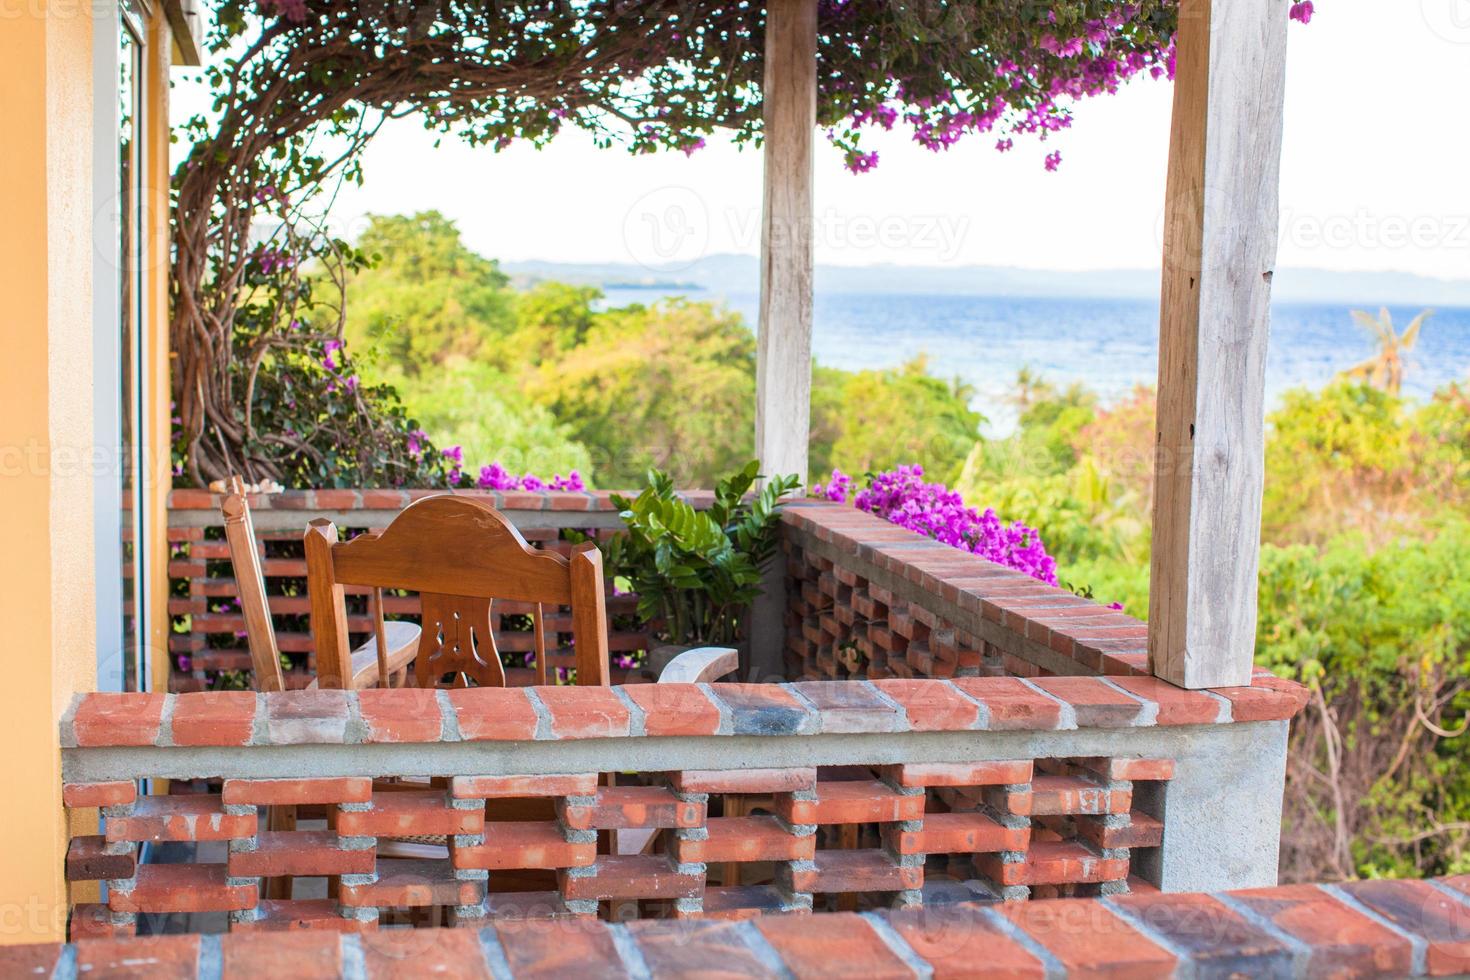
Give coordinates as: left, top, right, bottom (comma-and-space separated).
170, 1, 730, 485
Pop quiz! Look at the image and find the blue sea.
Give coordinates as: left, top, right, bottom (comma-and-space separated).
602, 289, 1470, 435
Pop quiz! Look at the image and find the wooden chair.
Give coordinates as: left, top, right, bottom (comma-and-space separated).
301, 493, 735, 919
221, 477, 421, 691
303, 494, 613, 689
222, 478, 425, 903
298, 494, 614, 922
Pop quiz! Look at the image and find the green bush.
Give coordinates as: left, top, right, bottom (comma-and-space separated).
1258, 521, 1470, 880
393, 360, 593, 481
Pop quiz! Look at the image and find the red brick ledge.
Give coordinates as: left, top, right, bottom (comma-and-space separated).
18, 876, 1470, 977
60, 676, 1307, 749
786, 499, 1148, 678
166, 487, 718, 512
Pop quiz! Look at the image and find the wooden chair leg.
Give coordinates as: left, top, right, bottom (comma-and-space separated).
326, 805, 340, 902
722, 795, 746, 887
264, 804, 296, 900
836, 823, 859, 911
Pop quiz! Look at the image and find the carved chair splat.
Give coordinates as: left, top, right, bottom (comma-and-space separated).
304, 494, 611, 689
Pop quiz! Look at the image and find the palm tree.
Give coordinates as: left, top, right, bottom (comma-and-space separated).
1341, 307, 1431, 395
1009, 366, 1052, 412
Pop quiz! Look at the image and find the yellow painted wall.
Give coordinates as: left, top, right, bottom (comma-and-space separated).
0, 0, 177, 943
0, 0, 98, 944
147, 8, 175, 697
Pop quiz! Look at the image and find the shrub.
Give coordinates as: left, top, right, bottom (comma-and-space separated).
1258, 521, 1470, 880
605, 462, 801, 646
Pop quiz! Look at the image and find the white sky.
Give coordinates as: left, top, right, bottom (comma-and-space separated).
174, 0, 1470, 278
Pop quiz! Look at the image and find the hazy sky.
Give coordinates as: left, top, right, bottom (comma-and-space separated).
177, 0, 1470, 278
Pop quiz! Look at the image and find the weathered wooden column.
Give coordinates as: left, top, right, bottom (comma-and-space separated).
1149, 0, 1290, 688
749, 0, 817, 683
755, 0, 817, 487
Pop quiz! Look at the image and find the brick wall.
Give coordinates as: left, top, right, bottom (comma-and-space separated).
16, 874, 1469, 977
132, 490, 1323, 952
59, 681, 1304, 940
783, 500, 1153, 681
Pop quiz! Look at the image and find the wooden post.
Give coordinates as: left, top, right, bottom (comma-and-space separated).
755, 0, 817, 488
1148, 0, 1289, 688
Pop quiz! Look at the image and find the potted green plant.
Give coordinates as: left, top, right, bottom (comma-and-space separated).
605, 461, 800, 664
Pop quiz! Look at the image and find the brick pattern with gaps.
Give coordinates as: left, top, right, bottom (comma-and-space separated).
785, 542, 991, 681
165, 489, 687, 692
780, 500, 1157, 681
62, 755, 1172, 940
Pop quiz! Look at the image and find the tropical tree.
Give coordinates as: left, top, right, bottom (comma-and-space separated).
501, 282, 604, 372
1008, 366, 1053, 414
1341, 307, 1431, 395
809, 357, 982, 485
525, 299, 757, 487
342, 212, 514, 374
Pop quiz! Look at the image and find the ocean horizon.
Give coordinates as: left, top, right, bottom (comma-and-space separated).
601, 288, 1470, 436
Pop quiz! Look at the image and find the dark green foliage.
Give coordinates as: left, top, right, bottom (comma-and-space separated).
605, 462, 801, 646
1257, 521, 1470, 880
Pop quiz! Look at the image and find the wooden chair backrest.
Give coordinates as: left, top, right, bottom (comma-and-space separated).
220, 477, 287, 693
303, 494, 610, 690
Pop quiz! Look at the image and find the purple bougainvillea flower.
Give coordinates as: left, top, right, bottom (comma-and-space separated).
477, 462, 515, 490
406, 429, 427, 459
472, 462, 588, 493
812, 466, 1058, 586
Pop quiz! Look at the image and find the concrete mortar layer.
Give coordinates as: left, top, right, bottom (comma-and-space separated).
62, 722, 1279, 783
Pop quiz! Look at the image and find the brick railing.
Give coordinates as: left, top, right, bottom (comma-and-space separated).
17, 874, 1470, 977
166, 488, 697, 691
60, 680, 1304, 940
782, 500, 1152, 681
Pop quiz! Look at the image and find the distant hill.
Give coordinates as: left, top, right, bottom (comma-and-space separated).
503, 254, 1470, 307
